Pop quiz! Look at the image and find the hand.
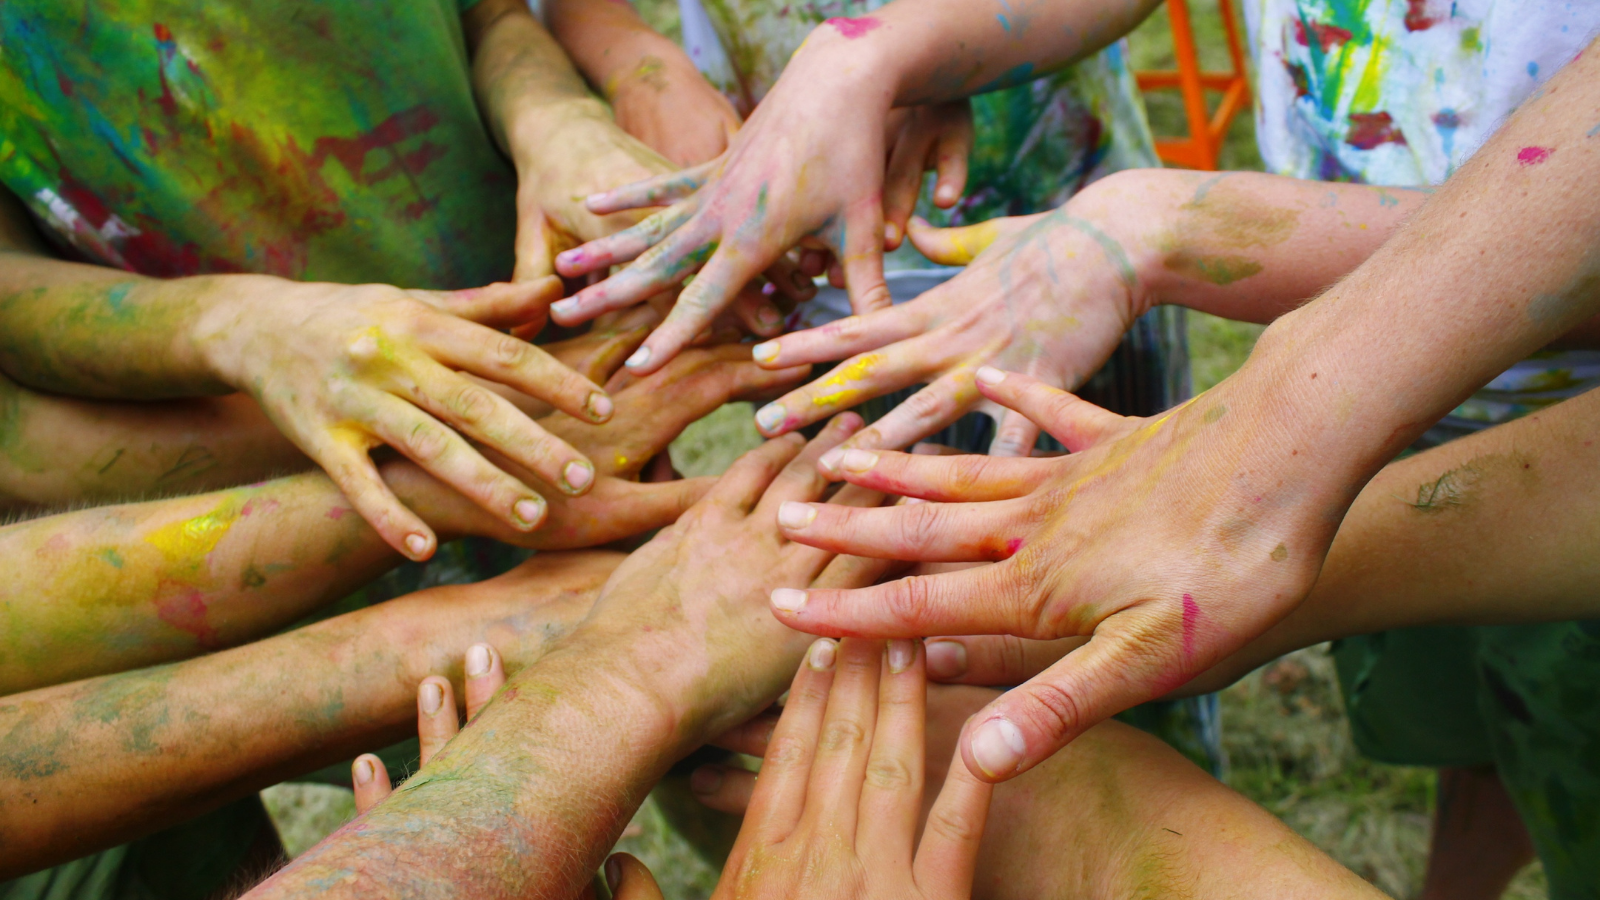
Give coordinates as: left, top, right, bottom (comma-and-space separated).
607, 54, 742, 168
549, 24, 900, 374
196, 276, 609, 561
747, 191, 1148, 458
392, 342, 813, 551
882, 101, 974, 250
768, 368, 1332, 782
707, 638, 993, 900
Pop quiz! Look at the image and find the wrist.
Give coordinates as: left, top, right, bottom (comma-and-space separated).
1064, 169, 1186, 317
189, 273, 294, 389
785, 24, 900, 114
504, 96, 615, 173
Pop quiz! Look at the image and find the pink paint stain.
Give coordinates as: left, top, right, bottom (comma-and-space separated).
827, 16, 883, 39
1181, 593, 1201, 659
1004, 537, 1024, 555
156, 589, 221, 649
1517, 146, 1553, 166
326, 506, 350, 520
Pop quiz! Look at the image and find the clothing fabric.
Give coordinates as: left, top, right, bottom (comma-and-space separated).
0, 0, 514, 289
1245, 3, 1600, 894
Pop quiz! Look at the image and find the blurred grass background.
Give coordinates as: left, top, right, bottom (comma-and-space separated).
264, 2, 1548, 896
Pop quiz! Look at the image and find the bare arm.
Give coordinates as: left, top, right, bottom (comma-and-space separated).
0, 551, 619, 878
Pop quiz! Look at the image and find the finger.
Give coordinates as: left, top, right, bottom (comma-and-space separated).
554, 202, 697, 277
883, 129, 935, 251
604, 853, 665, 900
913, 737, 993, 888
856, 639, 926, 857
960, 632, 1159, 781
753, 412, 865, 518
800, 249, 829, 277
975, 368, 1131, 453
799, 638, 883, 843
417, 675, 459, 767
628, 245, 765, 375
905, 217, 1005, 267
550, 219, 717, 327
833, 204, 891, 313
762, 253, 819, 306
777, 499, 1027, 562
426, 277, 564, 330
924, 635, 1086, 686
704, 433, 807, 513
749, 304, 929, 370
585, 162, 716, 215
817, 448, 1052, 502
528, 477, 713, 550
513, 203, 558, 282
422, 318, 610, 425
829, 369, 983, 452
351, 754, 392, 814
689, 764, 758, 816
988, 408, 1041, 458
752, 347, 931, 439
711, 711, 781, 757
742, 639, 839, 842
316, 439, 437, 560
463, 643, 505, 720
729, 280, 787, 338
771, 561, 1029, 639
930, 106, 974, 209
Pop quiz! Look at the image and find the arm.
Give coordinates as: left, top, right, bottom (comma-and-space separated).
0, 342, 803, 693
0, 551, 620, 878
543, 0, 741, 167
247, 417, 893, 900
549, 0, 1161, 373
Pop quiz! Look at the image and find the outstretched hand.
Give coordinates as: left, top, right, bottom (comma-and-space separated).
768, 368, 1332, 781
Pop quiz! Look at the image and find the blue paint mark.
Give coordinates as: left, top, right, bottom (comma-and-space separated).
1586, 121, 1600, 138
997, 13, 1010, 31
976, 62, 1036, 93
106, 283, 135, 317
1527, 61, 1539, 78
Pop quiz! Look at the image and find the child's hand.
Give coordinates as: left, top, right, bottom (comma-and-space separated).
608, 55, 743, 168
707, 638, 993, 900
882, 101, 973, 250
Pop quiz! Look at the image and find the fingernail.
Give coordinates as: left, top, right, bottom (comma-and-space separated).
778, 501, 817, 529
771, 588, 808, 613
971, 716, 1026, 778
818, 447, 844, 473
912, 442, 939, 455
563, 460, 594, 492
557, 249, 582, 266
840, 449, 878, 473
354, 757, 375, 786
755, 403, 786, 433
466, 643, 492, 677
791, 270, 813, 291
888, 639, 916, 674
404, 534, 430, 558
936, 185, 957, 204
926, 640, 968, 679
885, 222, 900, 244
904, 496, 926, 505
808, 637, 836, 670
605, 856, 622, 894
689, 765, 724, 795
587, 392, 613, 420
514, 498, 545, 527
752, 341, 780, 364
976, 366, 1006, 386
756, 305, 781, 329
420, 681, 444, 716
551, 298, 579, 318
626, 346, 651, 369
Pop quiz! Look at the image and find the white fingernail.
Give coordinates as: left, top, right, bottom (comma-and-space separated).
976, 366, 1006, 386
840, 449, 878, 473
755, 403, 787, 433
420, 681, 444, 716
466, 644, 492, 677
818, 447, 845, 473
404, 534, 430, 557
888, 639, 916, 674
626, 346, 651, 369
752, 341, 780, 364
771, 588, 808, 613
808, 638, 836, 670
970, 716, 1026, 778
778, 501, 817, 529
514, 498, 544, 527
551, 299, 579, 318
354, 757, 375, 786
563, 460, 594, 492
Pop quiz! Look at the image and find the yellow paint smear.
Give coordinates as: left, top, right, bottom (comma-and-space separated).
146, 503, 240, 560
811, 354, 883, 407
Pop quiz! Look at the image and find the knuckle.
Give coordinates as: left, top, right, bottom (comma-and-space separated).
897, 505, 943, 550
1021, 679, 1084, 744
488, 334, 530, 368
864, 757, 916, 792
762, 734, 811, 769
817, 719, 868, 754
925, 804, 984, 845
886, 576, 934, 628
447, 383, 499, 426
405, 421, 454, 464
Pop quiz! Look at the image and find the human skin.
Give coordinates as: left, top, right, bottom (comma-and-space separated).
0, 343, 805, 694
0, 550, 620, 878
766, 41, 1600, 782
547, 0, 1160, 374
914, 381, 1600, 695
246, 419, 895, 900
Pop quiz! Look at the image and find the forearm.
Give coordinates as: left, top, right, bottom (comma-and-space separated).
466, 0, 609, 163
545, 0, 693, 103
0, 553, 613, 877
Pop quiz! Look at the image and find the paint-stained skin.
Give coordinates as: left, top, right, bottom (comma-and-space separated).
1402, 452, 1536, 514
1158, 174, 1299, 287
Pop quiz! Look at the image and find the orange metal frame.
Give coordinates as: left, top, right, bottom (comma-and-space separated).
1134, 0, 1251, 170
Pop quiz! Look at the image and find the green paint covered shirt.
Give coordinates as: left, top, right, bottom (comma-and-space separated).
0, 0, 517, 289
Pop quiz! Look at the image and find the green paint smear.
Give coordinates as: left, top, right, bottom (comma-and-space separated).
1060, 215, 1137, 289
1168, 253, 1263, 286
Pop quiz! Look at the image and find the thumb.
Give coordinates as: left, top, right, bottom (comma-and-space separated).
428, 278, 563, 331
351, 754, 392, 815
604, 853, 664, 900
835, 199, 892, 314
907, 213, 1043, 266
973, 368, 1132, 453
514, 203, 559, 282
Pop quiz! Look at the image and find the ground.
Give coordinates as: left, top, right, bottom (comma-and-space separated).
262, 4, 1550, 896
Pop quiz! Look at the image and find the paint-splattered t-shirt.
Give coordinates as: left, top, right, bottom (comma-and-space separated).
1245, 0, 1600, 430
675, 0, 1158, 247
0, 0, 517, 289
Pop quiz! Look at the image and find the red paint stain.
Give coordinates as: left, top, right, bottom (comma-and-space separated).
1345, 112, 1407, 149
1291, 19, 1352, 51
1404, 0, 1437, 31
156, 589, 221, 648
326, 506, 350, 520
1005, 537, 1024, 554
827, 16, 883, 39
1181, 593, 1200, 659
1517, 146, 1553, 166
